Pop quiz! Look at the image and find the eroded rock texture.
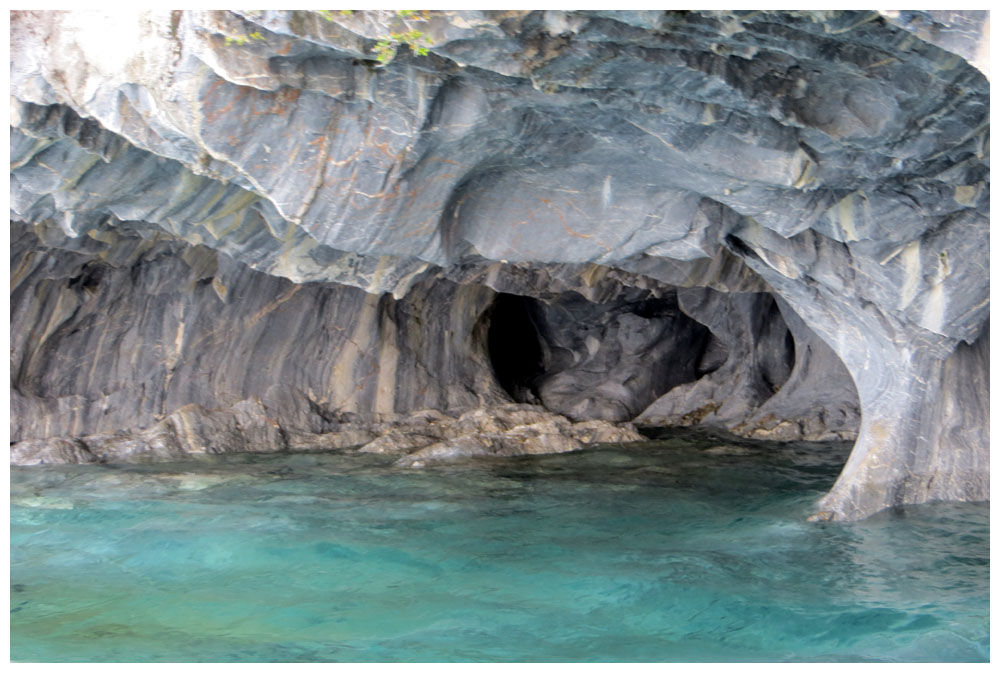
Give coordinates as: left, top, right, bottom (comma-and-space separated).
9, 10, 989, 520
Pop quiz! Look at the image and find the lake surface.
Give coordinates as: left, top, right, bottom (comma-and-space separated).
10, 432, 989, 662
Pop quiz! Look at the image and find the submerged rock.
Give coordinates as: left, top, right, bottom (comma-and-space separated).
8, 10, 989, 520
395, 432, 581, 469
11, 437, 99, 466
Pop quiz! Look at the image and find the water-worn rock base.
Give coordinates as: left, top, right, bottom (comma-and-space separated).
10, 403, 643, 467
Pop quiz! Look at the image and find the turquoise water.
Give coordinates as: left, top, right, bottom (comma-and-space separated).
10, 432, 989, 662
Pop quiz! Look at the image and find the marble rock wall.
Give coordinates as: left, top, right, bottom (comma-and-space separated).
9, 10, 989, 519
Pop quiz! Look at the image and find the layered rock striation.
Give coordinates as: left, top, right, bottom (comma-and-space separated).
9, 10, 989, 520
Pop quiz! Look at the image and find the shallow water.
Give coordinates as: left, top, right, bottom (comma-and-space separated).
10, 432, 989, 662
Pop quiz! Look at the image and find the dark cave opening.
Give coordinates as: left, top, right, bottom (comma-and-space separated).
485, 290, 727, 421
482, 286, 827, 429
487, 293, 547, 404
755, 295, 797, 394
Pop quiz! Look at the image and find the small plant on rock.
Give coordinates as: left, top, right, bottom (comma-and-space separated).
224, 29, 266, 46
323, 9, 434, 65
226, 10, 434, 65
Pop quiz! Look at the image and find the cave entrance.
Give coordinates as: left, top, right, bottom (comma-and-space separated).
485, 290, 726, 422
481, 281, 861, 507
487, 293, 547, 404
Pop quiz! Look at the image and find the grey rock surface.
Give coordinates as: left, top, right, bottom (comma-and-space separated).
10, 401, 642, 468
9, 10, 988, 520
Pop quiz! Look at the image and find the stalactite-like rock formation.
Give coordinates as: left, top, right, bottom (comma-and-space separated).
9, 10, 989, 520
